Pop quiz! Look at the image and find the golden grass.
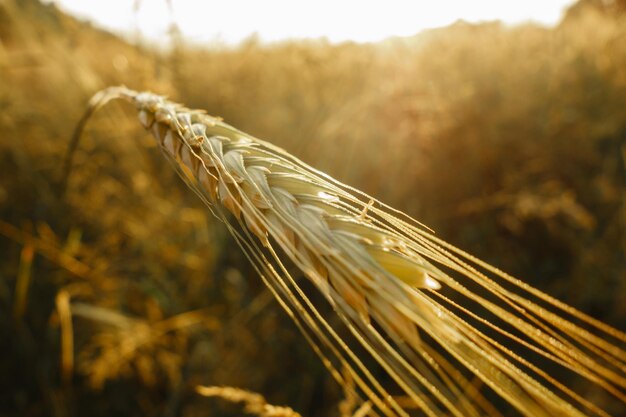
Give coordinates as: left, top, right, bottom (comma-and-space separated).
196, 385, 302, 417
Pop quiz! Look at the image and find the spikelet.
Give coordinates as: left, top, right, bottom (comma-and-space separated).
70, 87, 626, 417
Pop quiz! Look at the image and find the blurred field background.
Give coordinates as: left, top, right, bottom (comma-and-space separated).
1, 0, 625, 416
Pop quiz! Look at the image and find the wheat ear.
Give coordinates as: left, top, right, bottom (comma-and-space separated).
66, 87, 626, 417
196, 386, 302, 417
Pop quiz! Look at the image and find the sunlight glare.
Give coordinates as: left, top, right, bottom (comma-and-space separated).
51, 0, 575, 45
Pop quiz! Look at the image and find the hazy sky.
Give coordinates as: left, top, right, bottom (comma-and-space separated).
50, 0, 576, 45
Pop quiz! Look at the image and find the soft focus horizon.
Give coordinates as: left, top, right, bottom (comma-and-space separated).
48, 0, 576, 45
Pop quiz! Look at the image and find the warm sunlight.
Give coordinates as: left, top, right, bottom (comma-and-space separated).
51, 0, 575, 44
4, 1, 625, 416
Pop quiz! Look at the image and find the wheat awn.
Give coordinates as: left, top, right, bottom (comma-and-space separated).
63, 86, 626, 417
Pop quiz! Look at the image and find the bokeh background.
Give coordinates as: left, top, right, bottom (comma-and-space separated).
1, 0, 625, 416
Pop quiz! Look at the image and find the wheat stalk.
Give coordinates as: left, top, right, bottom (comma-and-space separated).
196, 385, 302, 417
65, 86, 626, 417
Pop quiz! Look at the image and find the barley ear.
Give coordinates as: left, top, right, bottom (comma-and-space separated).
68, 87, 626, 417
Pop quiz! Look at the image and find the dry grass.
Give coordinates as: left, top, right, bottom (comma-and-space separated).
196, 385, 302, 417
